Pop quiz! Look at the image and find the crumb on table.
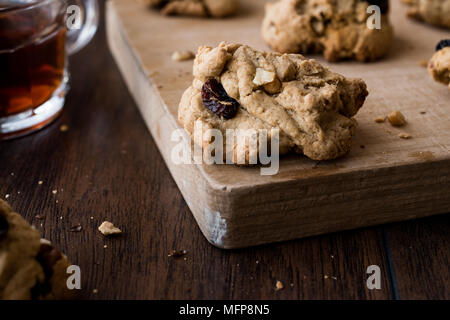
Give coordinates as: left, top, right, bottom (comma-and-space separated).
398, 132, 412, 139
375, 116, 386, 123
388, 111, 407, 127
171, 50, 195, 62
275, 280, 284, 291
98, 221, 122, 236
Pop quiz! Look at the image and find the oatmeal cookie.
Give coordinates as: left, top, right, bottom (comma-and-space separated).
145, 0, 238, 18
428, 40, 450, 88
0, 200, 73, 300
178, 42, 368, 162
262, 0, 393, 62
401, 0, 450, 29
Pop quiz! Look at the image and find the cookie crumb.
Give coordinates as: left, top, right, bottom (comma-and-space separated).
275, 280, 284, 291
5, 194, 9, 199
388, 111, 407, 127
324, 275, 329, 279
420, 111, 426, 115
35, 214, 45, 220
38, 180, 43, 185
92, 289, 98, 294
52, 189, 57, 195
171, 50, 195, 62
98, 221, 122, 236
103, 245, 107, 248
398, 132, 412, 139
419, 59, 428, 68
60, 125, 69, 132
375, 116, 386, 123
168, 250, 187, 257
331, 276, 338, 280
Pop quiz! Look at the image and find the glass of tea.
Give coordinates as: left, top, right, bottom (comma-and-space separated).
0, 0, 99, 140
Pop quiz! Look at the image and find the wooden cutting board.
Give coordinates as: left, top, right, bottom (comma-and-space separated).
106, 0, 450, 249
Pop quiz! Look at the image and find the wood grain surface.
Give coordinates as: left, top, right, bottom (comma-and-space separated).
0, 0, 449, 299
106, 0, 450, 248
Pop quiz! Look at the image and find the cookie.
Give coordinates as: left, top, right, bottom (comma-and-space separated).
428, 40, 450, 89
401, 0, 450, 29
261, 0, 393, 62
178, 42, 368, 162
145, 0, 238, 18
0, 200, 73, 300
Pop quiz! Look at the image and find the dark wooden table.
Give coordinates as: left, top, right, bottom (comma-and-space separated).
1, 1, 449, 300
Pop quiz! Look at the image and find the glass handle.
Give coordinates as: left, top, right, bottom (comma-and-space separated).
66, 0, 99, 55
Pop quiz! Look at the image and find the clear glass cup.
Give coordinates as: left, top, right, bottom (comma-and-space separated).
0, 0, 99, 140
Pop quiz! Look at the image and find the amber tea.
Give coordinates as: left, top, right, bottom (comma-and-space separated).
0, 0, 99, 140
0, 26, 67, 117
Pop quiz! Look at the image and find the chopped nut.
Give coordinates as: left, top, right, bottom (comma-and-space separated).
98, 221, 122, 236
388, 111, 407, 127
253, 68, 277, 86
375, 116, 386, 123
171, 50, 195, 62
275, 280, 284, 291
398, 132, 412, 139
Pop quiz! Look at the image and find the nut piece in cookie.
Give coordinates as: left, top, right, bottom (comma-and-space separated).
262, 0, 394, 62
401, 0, 450, 29
178, 42, 368, 163
145, 0, 238, 18
428, 40, 450, 89
0, 200, 74, 300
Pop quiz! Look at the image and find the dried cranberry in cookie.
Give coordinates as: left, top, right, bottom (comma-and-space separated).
436, 40, 450, 52
364, 0, 389, 14
202, 78, 239, 119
